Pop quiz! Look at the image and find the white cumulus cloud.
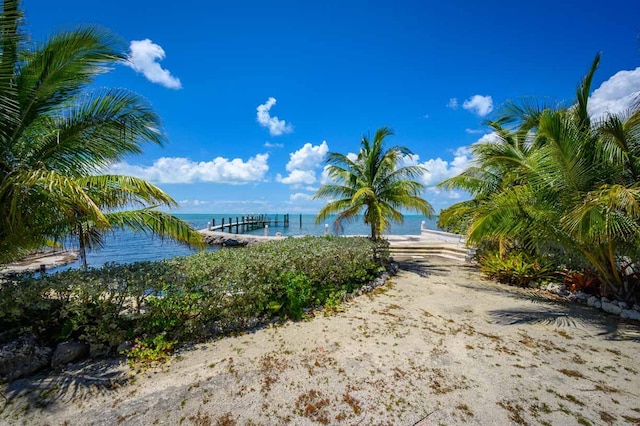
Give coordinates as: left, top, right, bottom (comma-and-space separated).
290, 192, 313, 201
277, 141, 329, 187
109, 154, 269, 184
126, 39, 182, 89
256, 97, 293, 136
410, 146, 473, 186
276, 169, 317, 185
264, 141, 284, 149
588, 67, 640, 119
463, 95, 493, 116
285, 141, 329, 172
475, 132, 500, 144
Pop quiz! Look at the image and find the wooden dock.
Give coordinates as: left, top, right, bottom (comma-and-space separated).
208, 214, 290, 234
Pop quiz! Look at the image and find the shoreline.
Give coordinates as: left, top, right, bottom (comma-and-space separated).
0, 232, 459, 275
0, 250, 79, 276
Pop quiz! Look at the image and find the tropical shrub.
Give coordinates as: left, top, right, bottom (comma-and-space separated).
0, 237, 389, 361
479, 251, 556, 287
122, 332, 177, 370
560, 269, 601, 295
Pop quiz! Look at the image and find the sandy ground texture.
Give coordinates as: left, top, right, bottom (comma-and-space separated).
0, 250, 78, 275
2, 258, 640, 426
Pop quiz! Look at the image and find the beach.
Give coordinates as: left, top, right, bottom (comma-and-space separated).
3, 257, 638, 425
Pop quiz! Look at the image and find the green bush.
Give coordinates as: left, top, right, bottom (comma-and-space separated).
0, 236, 388, 358
479, 251, 556, 287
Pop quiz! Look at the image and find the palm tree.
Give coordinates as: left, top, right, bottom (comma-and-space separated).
439, 54, 640, 300
314, 127, 433, 240
0, 0, 203, 265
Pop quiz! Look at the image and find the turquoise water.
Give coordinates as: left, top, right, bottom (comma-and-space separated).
50, 214, 437, 271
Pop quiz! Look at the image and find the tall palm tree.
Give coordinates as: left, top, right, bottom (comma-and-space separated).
314, 127, 433, 240
0, 0, 203, 265
439, 54, 640, 300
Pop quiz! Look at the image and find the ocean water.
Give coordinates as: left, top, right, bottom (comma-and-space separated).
50, 214, 438, 272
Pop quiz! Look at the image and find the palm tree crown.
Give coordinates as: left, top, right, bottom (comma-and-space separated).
314, 127, 433, 240
438, 54, 640, 300
0, 0, 203, 264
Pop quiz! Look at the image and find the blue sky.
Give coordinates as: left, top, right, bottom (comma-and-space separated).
25, 0, 640, 214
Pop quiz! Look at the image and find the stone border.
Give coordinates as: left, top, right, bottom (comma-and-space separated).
542, 283, 640, 321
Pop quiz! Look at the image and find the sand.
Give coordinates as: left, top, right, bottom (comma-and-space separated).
2, 258, 639, 425
0, 250, 78, 275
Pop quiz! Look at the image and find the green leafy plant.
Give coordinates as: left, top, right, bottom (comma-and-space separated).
1, 236, 388, 361
479, 251, 556, 287
122, 331, 177, 369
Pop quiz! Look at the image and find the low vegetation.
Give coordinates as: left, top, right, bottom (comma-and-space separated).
0, 237, 389, 366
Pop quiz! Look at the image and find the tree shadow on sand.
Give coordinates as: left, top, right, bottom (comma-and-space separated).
453, 274, 640, 343
1, 357, 129, 415
398, 259, 640, 343
487, 306, 640, 343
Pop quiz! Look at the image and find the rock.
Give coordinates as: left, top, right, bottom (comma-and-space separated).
634, 304, 640, 312
601, 302, 622, 316
621, 309, 640, 321
546, 283, 558, 293
587, 296, 598, 307
51, 341, 89, 368
116, 341, 132, 354
546, 284, 567, 295
594, 301, 602, 309
223, 238, 246, 247
618, 301, 629, 310
574, 292, 589, 301
601, 297, 610, 304
0, 335, 52, 382
89, 343, 110, 359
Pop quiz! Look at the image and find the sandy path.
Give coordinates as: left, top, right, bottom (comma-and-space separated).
2, 259, 639, 425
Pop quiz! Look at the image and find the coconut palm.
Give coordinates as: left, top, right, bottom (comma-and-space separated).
314, 127, 433, 240
0, 0, 203, 265
439, 54, 640, 300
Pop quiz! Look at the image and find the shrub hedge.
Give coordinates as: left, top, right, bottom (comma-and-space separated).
0, 236, 389, 354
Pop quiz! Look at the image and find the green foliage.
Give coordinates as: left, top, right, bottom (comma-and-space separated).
122, 332, 177, 370
0, 0, 203, 265
314, 127, 433, 240
479, 251, 556, 287
276, 272, 313, 320
438, 54, 640, 301
0, 237, 388, 365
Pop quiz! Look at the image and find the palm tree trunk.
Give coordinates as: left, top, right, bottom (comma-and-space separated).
77, 225, 88, 270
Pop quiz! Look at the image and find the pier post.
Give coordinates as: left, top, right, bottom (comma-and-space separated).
264, 224, 269, 237
207, 221, 211, 231
299, 214, 302, 228
221, 217, 225, 231
421, 220, 426, 232
324, 224, 329, 235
